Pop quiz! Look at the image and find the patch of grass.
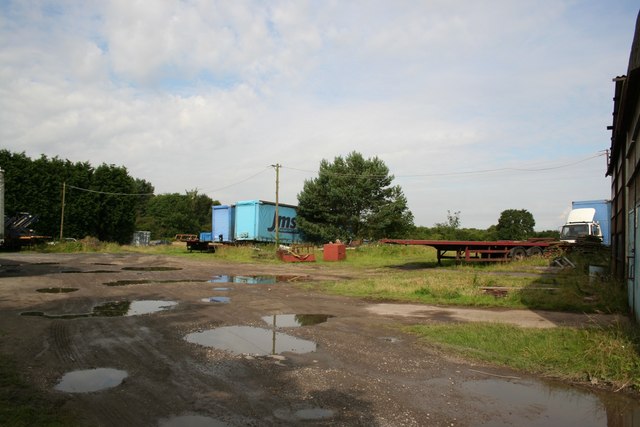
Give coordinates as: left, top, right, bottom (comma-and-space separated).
39, 237, 123, 253
124, 242, 439, 267
33, 241, 628, 312
0, 354, 75, 426
318, 257, 628, 312
406, 322, 640, 391
125, 242, 283, 263
213, 245, 281, 263
340, 244, 439, 268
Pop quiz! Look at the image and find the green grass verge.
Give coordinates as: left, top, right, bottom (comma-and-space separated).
406, 322, 640, 391
167, 241, 441, 266
319, 264, 627, 313
0, 354, 75, 426
35, 242, 628, 313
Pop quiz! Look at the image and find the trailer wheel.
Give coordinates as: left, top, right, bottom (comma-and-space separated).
509, 247, 527, 260
526, 247, 543, 257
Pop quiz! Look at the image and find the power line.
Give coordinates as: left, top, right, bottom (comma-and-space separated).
66, 185, 154, 196
64, 152, 606, 197
201, 167, 272, 193
281, 152, 606, 178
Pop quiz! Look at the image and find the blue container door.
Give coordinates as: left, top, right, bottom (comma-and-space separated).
213, 205, 235, 242
234, 201, 260, 241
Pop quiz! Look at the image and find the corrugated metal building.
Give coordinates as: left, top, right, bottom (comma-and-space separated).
607, 11, 640, 321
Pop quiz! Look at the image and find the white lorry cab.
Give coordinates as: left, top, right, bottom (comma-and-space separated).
560, 208, 603, 244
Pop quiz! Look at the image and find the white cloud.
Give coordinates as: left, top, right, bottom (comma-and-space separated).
0, 0, 635, 230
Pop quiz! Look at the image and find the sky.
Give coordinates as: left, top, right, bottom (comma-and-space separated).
1, 1, 638, 231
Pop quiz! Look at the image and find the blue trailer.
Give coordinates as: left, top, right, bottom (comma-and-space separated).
560, 200, 612, 246
212, 205, 235, 243
234, 200, 300, 244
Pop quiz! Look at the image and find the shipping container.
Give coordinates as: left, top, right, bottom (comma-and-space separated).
199, 232, 213, 242
212, 205, 235, 243
234, 200, 300, 243
131, 231, 151, 246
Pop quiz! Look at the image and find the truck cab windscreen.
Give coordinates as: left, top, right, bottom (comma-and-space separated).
561, 224, 589, 239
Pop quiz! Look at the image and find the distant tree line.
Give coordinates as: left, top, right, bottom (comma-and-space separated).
411, 210, 559, 241
0, 150, 217, 243
2, 149, 559, 245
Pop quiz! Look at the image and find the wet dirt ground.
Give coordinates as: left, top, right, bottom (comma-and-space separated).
1, 252, 639, 426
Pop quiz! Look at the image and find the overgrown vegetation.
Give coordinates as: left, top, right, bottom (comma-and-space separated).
406, 322, 640, 391
315, 245, 627, 313
0, 150, 217, 243
39, 237, 125, 253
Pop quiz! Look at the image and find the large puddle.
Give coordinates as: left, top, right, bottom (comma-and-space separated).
21, 300, 177, 319
36, 287, 79, 293
184, 326, 317, 355
54, 368, 128, 393
261, 314, 334, 328
209, 274, 308, 284
462, 378, 640, 426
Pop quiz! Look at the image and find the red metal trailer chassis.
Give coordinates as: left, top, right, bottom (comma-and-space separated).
380, 239, 558, 265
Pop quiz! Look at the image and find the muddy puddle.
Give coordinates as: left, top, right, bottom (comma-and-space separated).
122, 266, 182, 271
54, 368, 128, 393
209, 274, 308, 284
21, 300, 177, 319
104, 279, 205, 286
59, 269, 115, 274
126, 300, 178, 316
184, 326, 317, 355
261, 314, 334, 327
273, 407, 335, 422
158, 415, 230, 427
36, 287, 79, 293
201, 296, 231, 303
462, 378, 640, 426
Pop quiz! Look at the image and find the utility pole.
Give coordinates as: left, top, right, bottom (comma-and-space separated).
60, 182, 66, 240
0, 169, 5, 245
271, 164, 281, 248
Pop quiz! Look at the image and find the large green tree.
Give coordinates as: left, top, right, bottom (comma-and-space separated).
296, 152, 414, 243
135, 190, 218, 238
495, 209, 535, 240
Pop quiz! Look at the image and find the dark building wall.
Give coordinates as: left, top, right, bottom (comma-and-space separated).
608, 11, 640, 320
